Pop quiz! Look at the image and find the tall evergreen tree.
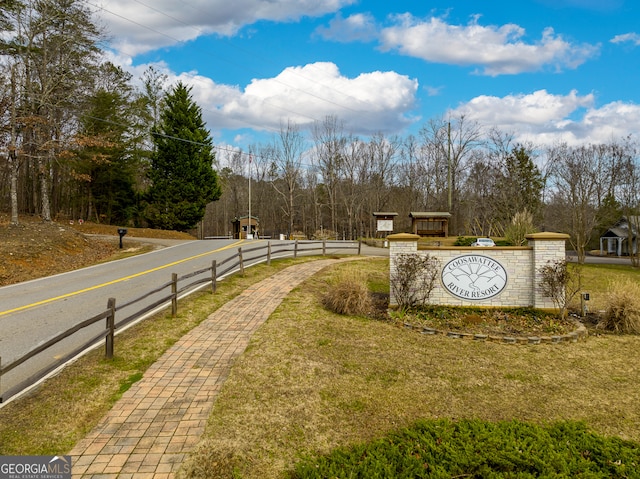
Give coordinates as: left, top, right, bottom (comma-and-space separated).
75, 63, 139, 224
146, 82, 221, 231
494, 145, 544, 225
0, 0, 20, 53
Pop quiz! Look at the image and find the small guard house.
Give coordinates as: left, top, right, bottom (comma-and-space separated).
409, 212, 451, 237
232, 215, 259, 239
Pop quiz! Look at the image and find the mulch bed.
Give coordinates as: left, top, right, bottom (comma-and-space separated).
394, 306, 578, 337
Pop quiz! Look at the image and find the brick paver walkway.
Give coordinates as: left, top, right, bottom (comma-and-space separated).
69, 258, 352, 478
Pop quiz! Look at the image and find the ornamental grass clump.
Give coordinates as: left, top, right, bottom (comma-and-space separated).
322, 269, 373, 316
600, 280, 640, 334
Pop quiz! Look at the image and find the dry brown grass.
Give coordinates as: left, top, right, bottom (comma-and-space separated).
67, 220, 195, 240
179, 258, 640, 479
600, 280, 640, 333
0, 217, 193, 286
321, 268, 373, 316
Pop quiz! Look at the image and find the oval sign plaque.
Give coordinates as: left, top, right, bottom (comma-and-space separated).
441, 255, 507, 300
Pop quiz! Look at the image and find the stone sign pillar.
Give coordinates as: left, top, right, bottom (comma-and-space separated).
527, 232, 571, 310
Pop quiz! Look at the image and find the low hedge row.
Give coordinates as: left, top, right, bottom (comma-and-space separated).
291, 419, 639, 478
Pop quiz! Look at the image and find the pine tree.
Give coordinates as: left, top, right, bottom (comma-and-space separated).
495, 145, 544, 225
76, 63, 139, 225
146, 82, 221, 231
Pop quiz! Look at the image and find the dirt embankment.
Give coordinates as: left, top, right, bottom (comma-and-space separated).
0, 217, 194, 286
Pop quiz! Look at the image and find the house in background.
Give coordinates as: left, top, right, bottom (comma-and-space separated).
599, 216, 640, 256
409, 212, 451, 237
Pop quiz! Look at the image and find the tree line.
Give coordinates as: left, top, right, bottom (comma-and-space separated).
1, 0, 639, 265
206, 117, 639, 264
0, 0, 220, 230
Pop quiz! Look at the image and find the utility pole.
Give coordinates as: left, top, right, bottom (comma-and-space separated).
248, 155, 252, 239
447, 121, 452, 212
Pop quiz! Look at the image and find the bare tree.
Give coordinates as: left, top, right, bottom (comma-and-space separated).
8, 0, 102, 221
312, 115, 347, 237
394, 135, 431, 231
301, 165, 324, 237
362, 132, 400, 236
269, 120, 305, 237
1, 63, 21, 224
338, 135, 366, 239
418, 124, 448, 210
615, 138, 640, 267
419, 115, 484, 234
212, 148, 247, 236
547, 143, 600, 263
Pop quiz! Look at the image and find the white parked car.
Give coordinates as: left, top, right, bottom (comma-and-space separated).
472, 237, 496, 247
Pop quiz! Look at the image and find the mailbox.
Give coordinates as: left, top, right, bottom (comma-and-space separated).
117, 228, 127, 248
580, 292, 590, 318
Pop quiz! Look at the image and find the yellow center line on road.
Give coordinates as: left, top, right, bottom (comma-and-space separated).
0, 240, 246, 317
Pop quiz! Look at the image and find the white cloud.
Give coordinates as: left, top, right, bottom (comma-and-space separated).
424, 85, 443, 97
369, 14, 599, 76
455, 90, 594, 126
611, 33, 640, 46
578, 102, 640, 142
92, 0, 356, 56
451, 90, 640, 145
315, 13, 379, 42
175, 62, 418, 135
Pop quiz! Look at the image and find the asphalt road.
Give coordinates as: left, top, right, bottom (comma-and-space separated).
566, 251, 633, 265
0, 238, 362, 402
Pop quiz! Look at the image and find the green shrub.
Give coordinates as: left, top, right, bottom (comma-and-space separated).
454, 236, 475, 246
290, 419, 640, 478
323, 269, 373, 316
600, 280, 640, 334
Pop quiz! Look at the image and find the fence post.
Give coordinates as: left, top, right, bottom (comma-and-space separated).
211, 260, 217, 293
294, 240, 298, 258
267, 241, 272, 266
238, 247, 245, 275
106, 298, 116, 359
322, 240, 326, 256
171, 273, 178, 317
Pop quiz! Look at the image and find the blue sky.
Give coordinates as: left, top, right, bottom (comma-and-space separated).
93, 0, 640, 152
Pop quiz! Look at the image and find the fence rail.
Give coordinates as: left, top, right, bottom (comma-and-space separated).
0, 240, 360, 404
